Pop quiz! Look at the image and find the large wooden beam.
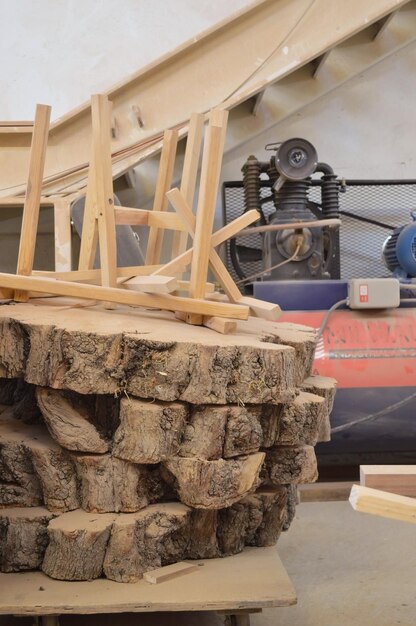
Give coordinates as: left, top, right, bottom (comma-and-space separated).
360, 465, 416, 498
349, 484, 416, 525
0, 0, 409, 197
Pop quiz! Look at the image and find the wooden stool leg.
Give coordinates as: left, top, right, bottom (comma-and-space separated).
15, 103, 51, 302
40, 616, 60, 626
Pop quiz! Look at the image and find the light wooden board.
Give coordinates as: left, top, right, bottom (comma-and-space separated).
349, 484, 416, 524
360, 465, 416, 498
298, 481, 355, 503
143, 561, 198, 584
0, 548, 296, 616
15, 104, 51, 301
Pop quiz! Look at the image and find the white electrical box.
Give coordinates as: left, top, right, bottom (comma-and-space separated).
348, 278, 400, 310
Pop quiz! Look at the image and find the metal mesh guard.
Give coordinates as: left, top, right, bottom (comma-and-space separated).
222, 180, 416, 281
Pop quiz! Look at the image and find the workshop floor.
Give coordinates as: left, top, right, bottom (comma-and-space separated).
2, 501, 415, 626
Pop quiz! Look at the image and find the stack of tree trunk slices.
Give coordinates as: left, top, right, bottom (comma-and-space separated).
0, 302, 336, 582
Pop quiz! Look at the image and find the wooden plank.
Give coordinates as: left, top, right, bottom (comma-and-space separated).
33, 266, 161, 282
143, 561, 198, 584
14, 104, 51, 302
298, 481, 355, 503
171, 112, 205, 261
145, 129, 178, 265
91, 95, 118, 292
360, 465, 416, 498
0, 272, 250, 319
349, 484, 416, 525
114, 207, 187, 230
203, 316, 237, 335
0, 547, 296, 615
0, 121, 34, 127
123, 275, 179, 294
238, 296, 281, 321
53, 198, 72, 271
189, 109, 228, 299
78, 163, 99, 271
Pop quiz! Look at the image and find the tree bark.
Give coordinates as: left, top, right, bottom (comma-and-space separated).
0, 507, 55, 572
0, 304, 316, 405
163, 453, 265, 509
263, 445, 318, 485
71, 454, 150, 513
36, 387, 109, 453
42, 510, 116, 580
113, 397, 188, 463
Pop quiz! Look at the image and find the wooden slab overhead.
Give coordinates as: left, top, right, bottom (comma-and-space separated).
360, 465, 416, 498
0, 547, 296, 615
0, 299, 315, 403
0, 0, 410, 197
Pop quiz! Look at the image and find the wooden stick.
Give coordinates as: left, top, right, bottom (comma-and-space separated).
171, 112, 205, 262
33, 266, 161, 282
78, 167, 98, 270
144, 561, 198, 584
123, 275, 179, 294
202, 316, 237, 335
0, 272, 250, 319
152, 209, 260, 277
360, 465, 416, 498
189, 110, 228, 299
53, 198, 72, 271
145, 129, 178, 264
92, 95, 117, 291
114, 207, 187, 231
14, 104, 51, 301
349, 484, 416, 524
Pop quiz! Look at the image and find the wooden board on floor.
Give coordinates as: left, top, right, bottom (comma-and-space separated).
298, 481, 356, 502
360, 465, 416, 498
0, 548, 296, 616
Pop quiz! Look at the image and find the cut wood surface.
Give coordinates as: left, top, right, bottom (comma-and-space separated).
360, 465, 416, 498
0, 300, 314, 404
349, 484, 416, 524
0, 546, 297, 614
144, 561, 198, 584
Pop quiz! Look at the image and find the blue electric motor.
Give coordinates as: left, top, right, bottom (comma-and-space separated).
382, 211, 416, 279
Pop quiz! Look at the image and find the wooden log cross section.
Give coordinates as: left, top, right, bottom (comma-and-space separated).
0, 96, 282, 331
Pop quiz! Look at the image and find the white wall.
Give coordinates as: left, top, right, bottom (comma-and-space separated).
0, 0, 251, 121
